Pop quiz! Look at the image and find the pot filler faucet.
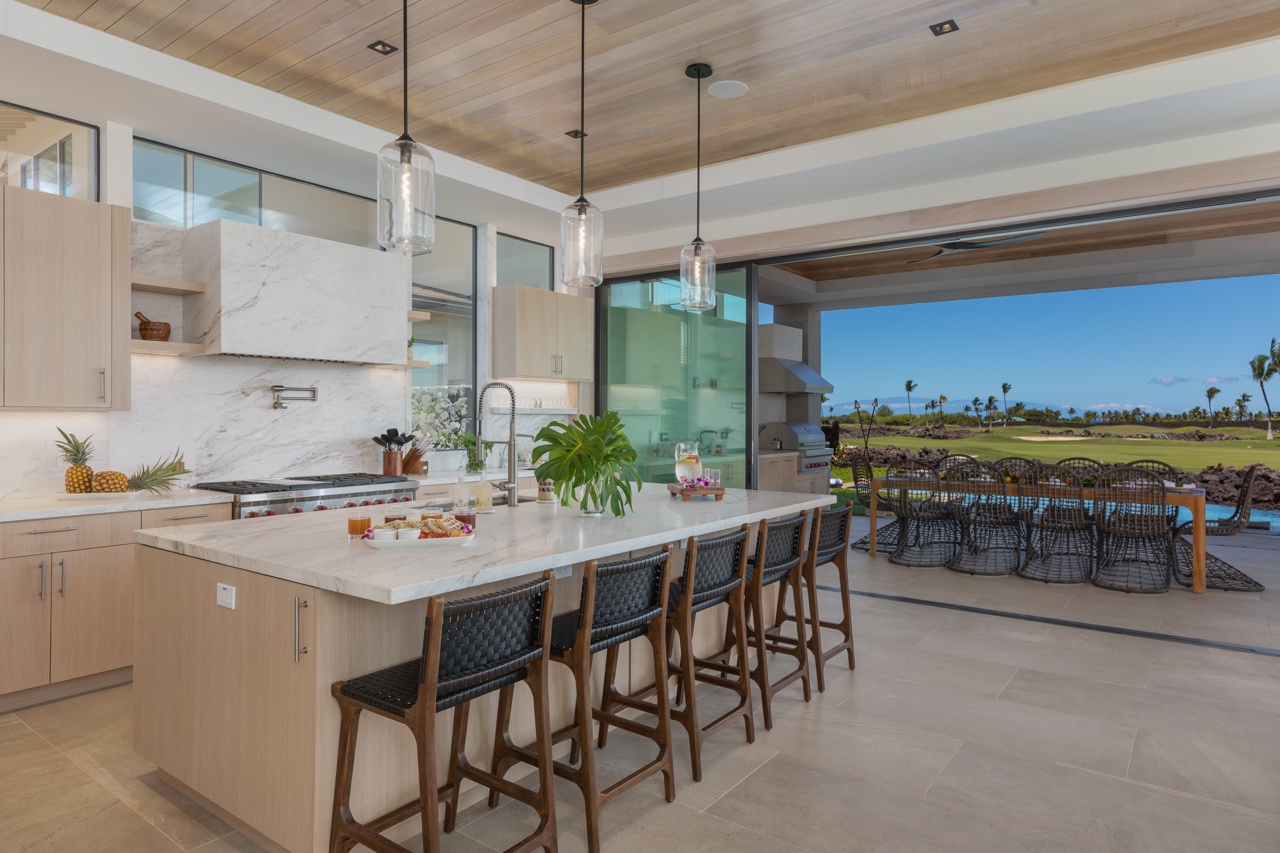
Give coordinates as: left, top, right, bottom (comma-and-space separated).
476, 381, 520, 507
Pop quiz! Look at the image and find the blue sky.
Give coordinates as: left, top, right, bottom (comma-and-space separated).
807, 275, 1280, 416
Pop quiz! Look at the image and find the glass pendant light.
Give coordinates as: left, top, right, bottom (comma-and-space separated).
560, 0, 604, 288
377, 0, 436, 254
680, 63, 716, 313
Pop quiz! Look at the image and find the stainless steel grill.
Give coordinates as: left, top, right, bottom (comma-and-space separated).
759, 421, 833, 476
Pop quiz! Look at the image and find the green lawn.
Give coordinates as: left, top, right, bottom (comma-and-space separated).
841, 425, 1280, 472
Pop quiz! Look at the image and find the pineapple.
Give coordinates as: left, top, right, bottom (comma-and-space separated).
92, 470, 129, 493
126, 451, 186, 494
55, 428, 95, 493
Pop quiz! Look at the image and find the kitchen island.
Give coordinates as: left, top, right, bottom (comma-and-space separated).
133, 487, 832, 853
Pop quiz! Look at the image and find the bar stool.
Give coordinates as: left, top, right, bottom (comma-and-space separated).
773, 504, 855, 692
490, 549, 675, 853
605, 526, 754, 782
328, 572, 557, 853
737, 513, 812, 730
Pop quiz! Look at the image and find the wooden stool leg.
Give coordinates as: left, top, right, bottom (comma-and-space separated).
328, 702, 361, 853
731, 590, 756, 745
676, 610, 705, 782
803, 565, 827, 692
415, 709, 442, 853
527, 666, 558, 852
596, 644, 620, 749
790, 571, 812, 703
571, 650, 605, 853
649, 622, 677, 803
443, 701, 470, 833
747, 582, 774, 731
837, 552, 856, 670
668, 620, 686, 708
487, 684, 516, 809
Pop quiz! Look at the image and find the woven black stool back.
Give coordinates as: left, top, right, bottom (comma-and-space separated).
752, 513, 807, 587
584, 550, 670, 645
674, 526, 749, 612
425, 575, 551, 709
810, 504, 853, 566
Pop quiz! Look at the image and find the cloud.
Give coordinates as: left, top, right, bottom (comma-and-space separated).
1148, 376, 1188, 386
1088, 403, 1156, 411
1203, 376, 1238, 384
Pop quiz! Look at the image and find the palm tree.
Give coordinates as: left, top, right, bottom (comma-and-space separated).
904, 379, 917, 418
971, 396, 981, 424
1067, 407, 1076, 421
1000, 382, 1012, 426
985, 395, 998, 425
963, 404, 973, 420
1235, 393, 1252, 422
1205, 386, 1221, 428
938, 394, 948, 425
1250, 353, 1275, 439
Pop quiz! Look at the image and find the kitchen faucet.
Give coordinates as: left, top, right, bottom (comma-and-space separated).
475, 381, 520, 507
698, 429, 720, 454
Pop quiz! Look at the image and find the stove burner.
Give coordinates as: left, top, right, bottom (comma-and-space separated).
292, 473, 409, 486
194, 480, 314, 494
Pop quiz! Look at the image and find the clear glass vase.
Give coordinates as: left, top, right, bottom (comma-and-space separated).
576, 474, 607, 517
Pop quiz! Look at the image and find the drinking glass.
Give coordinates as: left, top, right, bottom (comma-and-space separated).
703, 468, 721, 487
347, 515, 372, 540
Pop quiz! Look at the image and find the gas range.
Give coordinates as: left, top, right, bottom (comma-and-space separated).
194, 474, 417, 519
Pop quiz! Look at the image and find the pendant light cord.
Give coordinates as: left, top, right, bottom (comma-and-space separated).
401, 0, 409, 137
695, 74, 702, 242
578, 0, 586, 202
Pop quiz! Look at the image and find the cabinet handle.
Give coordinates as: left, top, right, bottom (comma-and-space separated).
169, 513, 210, 521
558, 354, 564, 375
38, 560, 46, 601
294, 597, 309, 662
99, 368, 107, 402
551, 353, 557, 375
58, 558, 67, 597
28, 526, 77, 534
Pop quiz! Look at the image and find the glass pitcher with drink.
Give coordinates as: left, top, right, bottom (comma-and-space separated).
675, 441, 703, 485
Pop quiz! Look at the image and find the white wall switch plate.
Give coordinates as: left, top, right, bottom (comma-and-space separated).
554, 565, 573, 580
216, 583, 236, 610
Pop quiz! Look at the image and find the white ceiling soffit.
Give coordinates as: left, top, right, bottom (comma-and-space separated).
596, 36, 1280, 255
0, 0, 568, 236
758, 231, 1280, 311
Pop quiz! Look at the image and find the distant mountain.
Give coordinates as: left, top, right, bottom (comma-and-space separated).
826, 398, 1068, 416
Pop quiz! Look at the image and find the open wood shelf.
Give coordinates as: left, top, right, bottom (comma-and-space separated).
131, 339, 206, 356
131, 275, 205, 295
406, 359, 432, 368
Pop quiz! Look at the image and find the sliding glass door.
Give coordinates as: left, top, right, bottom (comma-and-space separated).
599, 267, 752, 488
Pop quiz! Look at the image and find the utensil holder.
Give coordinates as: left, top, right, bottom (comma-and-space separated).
382, 450, 403, 476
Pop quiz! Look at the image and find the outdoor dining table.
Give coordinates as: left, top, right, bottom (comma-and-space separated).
866, 477, 1211, 594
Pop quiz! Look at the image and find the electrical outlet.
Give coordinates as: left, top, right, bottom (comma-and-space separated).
554, 565, 573, 580
216, 583, 236, 610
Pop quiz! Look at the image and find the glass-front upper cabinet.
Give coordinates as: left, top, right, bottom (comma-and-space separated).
602, 269, 749, 488
497, 234, 553, 289
0, 101, 98, 200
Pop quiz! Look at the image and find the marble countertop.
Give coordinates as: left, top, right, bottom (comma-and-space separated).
409, 468, 537, 488
0, 489, 234, 523
136, 488, 833, 605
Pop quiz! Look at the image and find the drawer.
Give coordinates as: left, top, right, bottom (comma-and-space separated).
140, 504, 233, 528
0, 512, 142, 559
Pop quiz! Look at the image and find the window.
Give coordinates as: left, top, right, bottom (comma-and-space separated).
0, 100, 98, 200
497, 234, 553, 289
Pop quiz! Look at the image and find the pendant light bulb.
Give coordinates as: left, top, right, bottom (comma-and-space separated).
560, 0, 604, 289
377, 0, 436, 255
680, 63, 716, 313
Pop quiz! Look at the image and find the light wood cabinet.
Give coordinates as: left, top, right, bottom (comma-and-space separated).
0, 510, 142, 559
758, 455, 796, 492
492, 285, 594, 382
0, 186, 130, 410
140, 503, 233, 528
50, 544, 136, 682
0, 555, 52, 695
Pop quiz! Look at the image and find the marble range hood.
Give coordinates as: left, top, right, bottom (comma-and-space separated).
182, 219, 410, 365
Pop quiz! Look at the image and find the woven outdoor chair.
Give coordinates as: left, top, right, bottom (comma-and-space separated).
994, 456, 1037, 483
945, 461, 1022, 576
1093, 467, 1175, 593
936, 453, 976, 481
612, 526, 754, 783
850, 451, 899, 552
1173, 465, 1265, 592
491, 549, 676, 853
1127, 459, 1181, 529
884, 462, 960, 567
329, 573, 557, 853
1056, 456, 1105, 486
1017, 464, 1095, 584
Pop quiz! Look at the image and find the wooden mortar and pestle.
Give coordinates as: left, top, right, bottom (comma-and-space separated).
134, 311, 171, 342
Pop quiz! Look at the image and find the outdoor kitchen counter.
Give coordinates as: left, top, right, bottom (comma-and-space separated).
135, 487, 832, 604
133, 486, 833, 853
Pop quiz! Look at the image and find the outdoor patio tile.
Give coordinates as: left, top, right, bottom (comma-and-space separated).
927, 741, 1280, 853
914, 624, 1152, 687
1157, 619, 1278, 649
1144, 661, 1280, 706
13, 682, 133, 751
862, 597, 1055, 641
706, 751, 1101, 853
838, 676, 1137, 776
1127, 728, 1280, 816
874, 645, 1022, 697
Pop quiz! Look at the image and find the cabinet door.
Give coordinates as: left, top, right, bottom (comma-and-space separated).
50, 544, 135, 682
556, 292, 595, 381
4, 187, 113, 408
0, 555, 51, 694
517, 286, 560, 378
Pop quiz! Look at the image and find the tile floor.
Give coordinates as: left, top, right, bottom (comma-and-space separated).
5, 525, 1280, 851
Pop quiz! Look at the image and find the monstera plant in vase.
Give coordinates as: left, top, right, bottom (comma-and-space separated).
532, 411, 642, 517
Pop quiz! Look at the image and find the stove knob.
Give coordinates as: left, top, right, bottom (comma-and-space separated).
360, 501, 373, 507
345, 502, 357, 508
373, 499, 386, 505
315, 505, 329, 511
245, 511, 260, 519
291, 507, 304, 514
263, 510, 277, 517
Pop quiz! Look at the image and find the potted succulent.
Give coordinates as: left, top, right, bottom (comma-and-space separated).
532, 411, 642, 517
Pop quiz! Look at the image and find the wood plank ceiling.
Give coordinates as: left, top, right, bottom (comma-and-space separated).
775, 199, 1280, 280
22, 0, 1280, 193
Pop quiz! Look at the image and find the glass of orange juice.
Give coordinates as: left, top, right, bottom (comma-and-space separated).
347, 515, 372, 540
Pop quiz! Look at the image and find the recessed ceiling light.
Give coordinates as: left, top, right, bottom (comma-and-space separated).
367, 40, 398, 55
929, 19, 959, 36
708, 80, 748, 99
